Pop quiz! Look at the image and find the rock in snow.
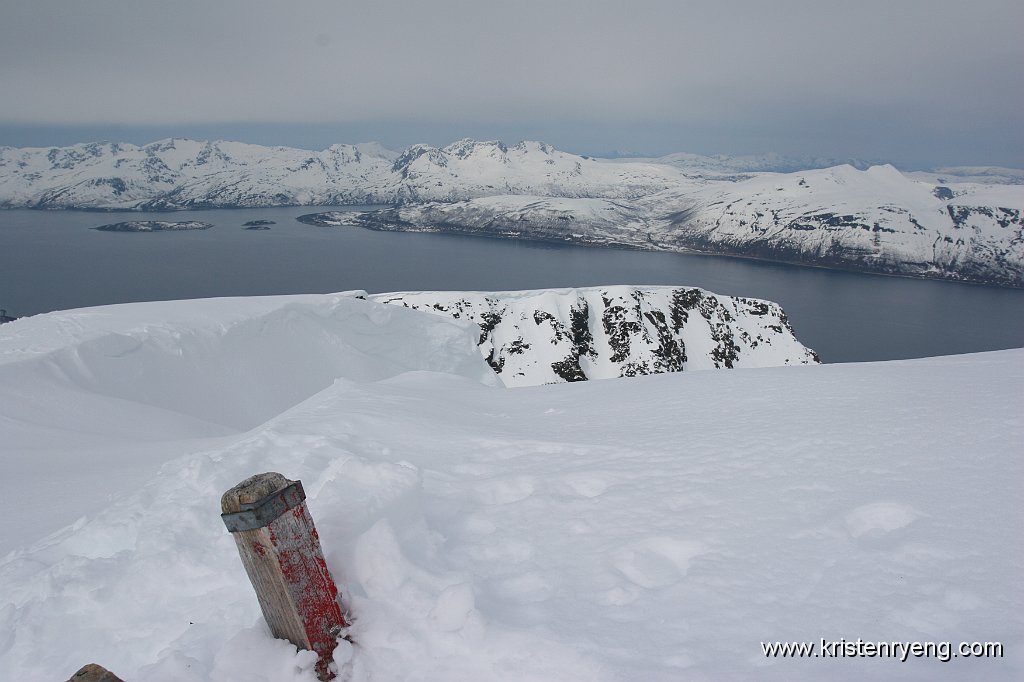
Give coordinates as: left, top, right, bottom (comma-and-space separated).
2, 138, 1022, 286
0, 291, 1020, 681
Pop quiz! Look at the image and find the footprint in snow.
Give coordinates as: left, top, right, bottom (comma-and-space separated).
491, 571, 555, 603
613, 537, 706, 589
557, 471, 612, 498
844, 501, 922, 549
472, 475, 536, 505
429, 583, 477, 632
468, 538, 535, 563
597, 584, 642, 606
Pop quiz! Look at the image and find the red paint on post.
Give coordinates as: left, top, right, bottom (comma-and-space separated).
267, 505, 348, 679
222, 473, 349, 682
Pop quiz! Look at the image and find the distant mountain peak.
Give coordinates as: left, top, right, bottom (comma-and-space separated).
444, 138, 509, 157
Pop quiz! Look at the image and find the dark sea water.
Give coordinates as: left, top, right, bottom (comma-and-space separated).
2, 206, 1023, 363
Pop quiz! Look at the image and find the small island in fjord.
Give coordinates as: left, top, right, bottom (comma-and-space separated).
93, 220, 212, 232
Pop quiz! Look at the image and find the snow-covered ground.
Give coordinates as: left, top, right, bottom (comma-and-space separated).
0, 293, 1020, 681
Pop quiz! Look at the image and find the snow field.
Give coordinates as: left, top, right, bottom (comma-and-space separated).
0, 293, 495, 551
0, 294, 1020, 681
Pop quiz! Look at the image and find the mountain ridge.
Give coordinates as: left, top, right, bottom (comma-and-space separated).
368, 286, 818, 386
0, 137, 685, 210
3, 137, 1020, 212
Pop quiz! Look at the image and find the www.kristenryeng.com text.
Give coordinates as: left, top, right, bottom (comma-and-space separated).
761, 638, 1003, 663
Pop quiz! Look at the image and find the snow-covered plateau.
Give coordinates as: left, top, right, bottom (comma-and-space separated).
0, 291, 1020, 681
2, 138, 1022, 286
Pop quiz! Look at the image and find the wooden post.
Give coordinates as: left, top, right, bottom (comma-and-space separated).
221, 472, 348, 681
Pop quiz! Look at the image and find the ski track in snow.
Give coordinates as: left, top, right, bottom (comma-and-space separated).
0, 294, 1021, 681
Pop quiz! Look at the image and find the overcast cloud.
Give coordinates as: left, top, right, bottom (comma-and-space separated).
0, 0, 1021, 166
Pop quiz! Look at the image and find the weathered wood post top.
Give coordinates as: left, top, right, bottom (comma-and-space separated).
222, 472, 348, 681
221, 472, 307, 532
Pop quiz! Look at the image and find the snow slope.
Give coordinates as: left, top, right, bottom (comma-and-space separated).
299, 195, 652, 248
369, 286, 818, 386
657, 165, 1024, 286
0, 294, 1020, 681
0, 294, 496, 550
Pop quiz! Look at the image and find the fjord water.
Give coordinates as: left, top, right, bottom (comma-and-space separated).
2, 205, 1023, 363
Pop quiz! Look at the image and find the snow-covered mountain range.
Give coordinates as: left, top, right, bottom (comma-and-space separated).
369, 287, 817, 386
0, 139, 400, 209
0, 138, 681, 210
2, 138, 1022, 286
315, 164, 1023, 287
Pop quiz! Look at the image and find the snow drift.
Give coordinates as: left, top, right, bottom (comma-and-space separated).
0, 293, 497, 434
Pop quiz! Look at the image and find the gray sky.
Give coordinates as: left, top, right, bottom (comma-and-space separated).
1, 0, 1021, 167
